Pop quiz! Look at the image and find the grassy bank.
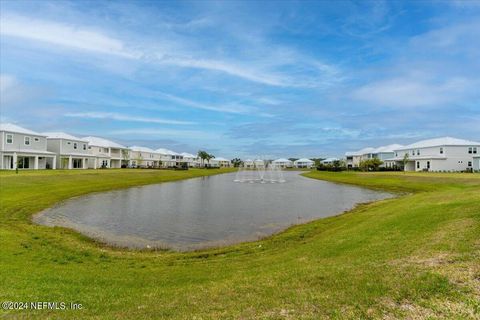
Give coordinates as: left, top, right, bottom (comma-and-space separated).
1, 170, 479, 319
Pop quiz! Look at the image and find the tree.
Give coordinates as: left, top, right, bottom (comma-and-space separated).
121, 149, 130, 167
231, 158, 243, 167
359, 158, 383, 171
197, 150, 209, 167
402, 153, 409, 172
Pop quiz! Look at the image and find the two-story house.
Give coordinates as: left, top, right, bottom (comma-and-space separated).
385, 137, 480, 172
0, 123, 56, 170
43, 132, 95, 169
83, 136, 129, 169
130, 146, 161, 168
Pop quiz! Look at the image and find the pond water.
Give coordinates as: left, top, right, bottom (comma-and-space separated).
34, 172, 394, 251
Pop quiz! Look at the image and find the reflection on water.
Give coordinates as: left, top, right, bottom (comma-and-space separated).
34, 172, 393, 251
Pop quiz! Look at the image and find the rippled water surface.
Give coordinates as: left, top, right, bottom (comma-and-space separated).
35, 172, 393, 250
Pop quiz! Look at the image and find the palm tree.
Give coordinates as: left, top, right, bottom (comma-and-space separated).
197, 150, 210, 168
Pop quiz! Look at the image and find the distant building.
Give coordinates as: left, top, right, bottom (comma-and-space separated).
384, 137, 480, 172
211, 157, 231, 167
83, 136, 129, 169
0, 123, 56, 170
180, 152, 199, 167
130, 146, 162, 168
321, 157, 339, 165
293, 158, 314, 168
345, 144, 403, 168
272, 158, 293, 168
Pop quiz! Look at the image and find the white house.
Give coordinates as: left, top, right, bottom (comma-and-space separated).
243, 159, 255, 168
385, 137, 480, 172
254, 159, 265, 169
43, 132, 95, 169
130, 146, 161, 168
345, 144, 404, 168
180, 152, 199, 167
272, 158, 293, 168
345, 147, 374, 169
0, 123, 56, 170
83, 136, 129, 169
294, 158, 315, 168
321, 157, 339, 165
156, 148, 184, 168
211, 157, 231, 167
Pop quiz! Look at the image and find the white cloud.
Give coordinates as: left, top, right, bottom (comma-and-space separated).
0, 14, 341, 88
0, 14, 140, 58
352, 77, 476, 108
65, 112, 194, 125
110, 128, 217, 140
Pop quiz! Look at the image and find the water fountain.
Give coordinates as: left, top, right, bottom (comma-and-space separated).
234, 159, 286, 183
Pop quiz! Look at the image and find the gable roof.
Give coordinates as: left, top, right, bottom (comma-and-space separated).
294, 158, 314, 163
273, 158, 292, 163
155, 148, 179, 155
180, 152, 196, 158
0, 123, 45, 136
43, 132, 87, 142
373, 144, 404, 153
130, 146, 155, 153
82, 136, 126, 149
214, 157, 229, 161
397, 137, 480, 150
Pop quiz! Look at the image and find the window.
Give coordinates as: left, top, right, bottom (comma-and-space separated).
468, 147, 472, 154
468, 161, 472, 167
24, 136, 30, 145
6, 134, 13, 144
34, 138, 39, 142
67, 142, 71, 145
73, 142, 77, 149
427, 161, 430, 169
411, 150, 415, 156
416, 162, 420, 169
440, 147, 443, 154
417, 150, 420, 155
473, 147, 477, 154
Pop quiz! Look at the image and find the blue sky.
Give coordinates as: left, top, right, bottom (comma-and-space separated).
1, 0, 479, 158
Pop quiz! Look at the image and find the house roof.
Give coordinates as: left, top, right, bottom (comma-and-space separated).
130, 146, 155, 153
345, 147, 375, 156
82, 136, 126, 149
397, 137, 480, 150
322, 157, 339, 163
273, 158, 292, 163
385, 155, 447, 161
214, 157, 229, 161
0, 123, 45, 136
155, 148, 179, 155
294, 158, 314, 163
180, 152, 196, 158
372, 144, 404, 153
43, 132, 87, 142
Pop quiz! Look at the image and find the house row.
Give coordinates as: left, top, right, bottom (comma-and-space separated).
0, 123, 232, 170
242, 158, 315, 169
345, 137, 480, 172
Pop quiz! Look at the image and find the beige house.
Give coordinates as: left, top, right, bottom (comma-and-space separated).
0, 123, 56, 170
130, 146, 161, 168
83, 136, 129, 168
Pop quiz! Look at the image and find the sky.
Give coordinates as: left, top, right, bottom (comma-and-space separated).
1, 0, 479, 159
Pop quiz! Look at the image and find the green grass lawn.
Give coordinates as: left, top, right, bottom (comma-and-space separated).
1, 169, 479, 319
